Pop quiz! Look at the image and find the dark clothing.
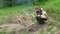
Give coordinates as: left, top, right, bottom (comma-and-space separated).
36, 9, 47, 25
36, 15, 47, 25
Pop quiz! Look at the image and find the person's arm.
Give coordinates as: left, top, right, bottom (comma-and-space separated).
44, 11, 48, 18
41, 11, 48, 19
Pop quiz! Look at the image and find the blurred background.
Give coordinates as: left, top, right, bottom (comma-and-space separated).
0, 0, 60, 34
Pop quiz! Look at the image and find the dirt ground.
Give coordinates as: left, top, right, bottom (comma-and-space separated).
0, 16, 58, 34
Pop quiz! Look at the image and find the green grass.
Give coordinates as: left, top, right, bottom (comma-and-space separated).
39, 0, 60, 21
0, 6, 31, 18
0, 5, 34, 24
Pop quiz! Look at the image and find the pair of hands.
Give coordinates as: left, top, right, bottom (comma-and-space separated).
37, 14, 47, 18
